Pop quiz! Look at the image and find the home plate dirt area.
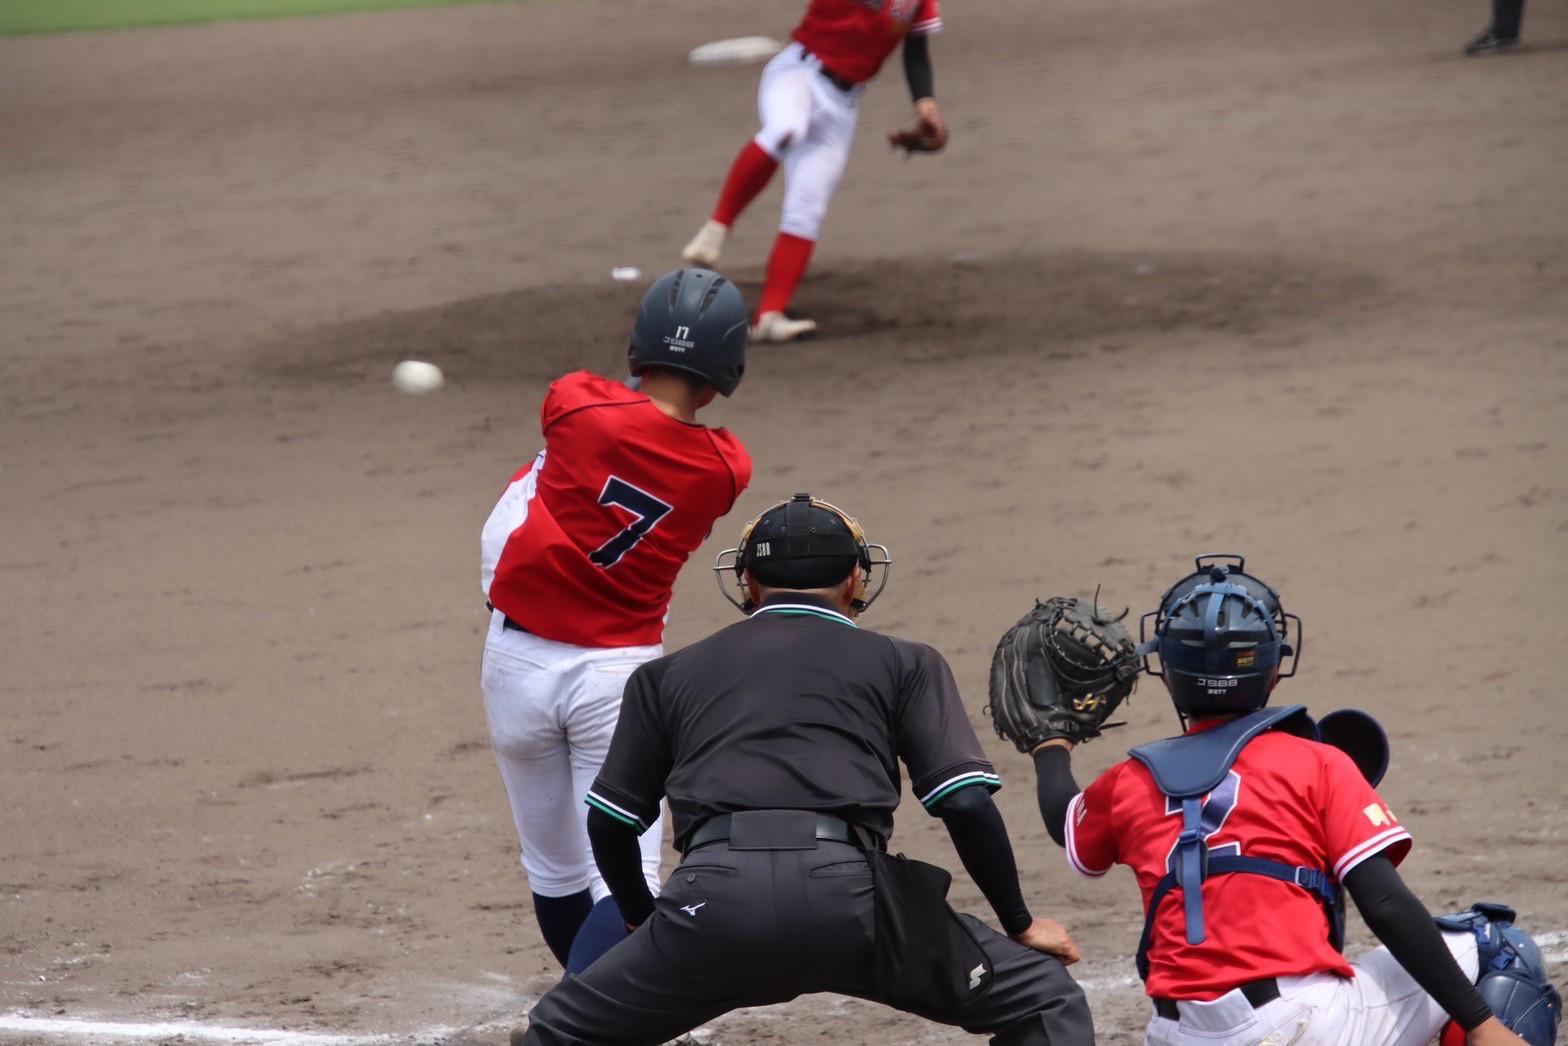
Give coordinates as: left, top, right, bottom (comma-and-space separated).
1, 0, 1564, 1041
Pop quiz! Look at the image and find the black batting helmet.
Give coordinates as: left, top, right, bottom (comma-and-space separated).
627, 268, 748, 396
712, 493, 892, 615
1137, 554, 1301, 722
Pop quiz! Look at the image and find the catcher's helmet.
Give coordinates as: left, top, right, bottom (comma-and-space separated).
712, 493, 892, 615
1137, 554, 1301, 721
627, 268, 748, 396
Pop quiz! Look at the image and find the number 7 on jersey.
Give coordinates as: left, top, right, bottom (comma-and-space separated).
590, 476, 673, 568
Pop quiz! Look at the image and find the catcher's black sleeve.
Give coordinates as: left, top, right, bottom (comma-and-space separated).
929, 784, 1033, 935
902, 33, 934, 102
1344, 855, 1492, 1031
587, 806, 657, 927
1032, 745, 1081, 848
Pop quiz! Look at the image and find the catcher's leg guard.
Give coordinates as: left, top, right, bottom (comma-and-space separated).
1434, 903, 1563, 1045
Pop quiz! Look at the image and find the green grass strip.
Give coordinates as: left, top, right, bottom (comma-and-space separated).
0, 0, 516, 37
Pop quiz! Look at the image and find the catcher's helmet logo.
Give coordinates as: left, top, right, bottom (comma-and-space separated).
968, 963, 987, 990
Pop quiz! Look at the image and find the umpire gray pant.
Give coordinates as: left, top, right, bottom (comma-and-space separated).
521, 838, 1093, 1044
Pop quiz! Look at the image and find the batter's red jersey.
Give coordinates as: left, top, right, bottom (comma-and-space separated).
1065, 724, 1413, 1000
482, 371, 751, 649
792, 0, 942, 86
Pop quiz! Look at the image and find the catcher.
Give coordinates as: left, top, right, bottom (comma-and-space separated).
987, 556, 1560, 1046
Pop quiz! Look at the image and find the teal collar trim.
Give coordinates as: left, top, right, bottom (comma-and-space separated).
752, 603, 858, 628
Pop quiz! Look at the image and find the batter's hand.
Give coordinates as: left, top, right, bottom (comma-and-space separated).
1010, 917, 1081, 965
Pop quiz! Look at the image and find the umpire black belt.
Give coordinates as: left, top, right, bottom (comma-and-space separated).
684, 811, 860, 856
1153, 977, 1280, 1020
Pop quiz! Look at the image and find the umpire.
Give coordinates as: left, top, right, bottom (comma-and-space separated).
517, 493, 1094, 1045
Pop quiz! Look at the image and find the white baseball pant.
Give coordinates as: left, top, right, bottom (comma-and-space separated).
480, 610, 665, 901
753, 41, 862, 241
1143, 929, 1480, 1045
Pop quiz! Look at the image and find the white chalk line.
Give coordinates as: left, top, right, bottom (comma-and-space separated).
0, 1012, 394, 1044
2, 931, 1562, 1043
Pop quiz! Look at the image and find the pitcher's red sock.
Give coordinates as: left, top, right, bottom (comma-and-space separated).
757, 233, 815, 317
712, 141, 779, 226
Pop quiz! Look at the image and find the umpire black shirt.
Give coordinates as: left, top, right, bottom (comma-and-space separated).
586, 593, 1002, 853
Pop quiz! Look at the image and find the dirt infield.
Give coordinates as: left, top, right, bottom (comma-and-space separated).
2, 0, 1565, 1042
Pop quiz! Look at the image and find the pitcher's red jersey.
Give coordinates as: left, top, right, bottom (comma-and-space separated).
793, 0, 942, 86
483, 371, 751, 648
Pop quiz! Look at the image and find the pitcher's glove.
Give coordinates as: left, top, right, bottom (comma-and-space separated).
888, 115, 948, 154
987, 596, 1140, 751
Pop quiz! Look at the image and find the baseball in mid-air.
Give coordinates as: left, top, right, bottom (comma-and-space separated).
392, 359, 444, 394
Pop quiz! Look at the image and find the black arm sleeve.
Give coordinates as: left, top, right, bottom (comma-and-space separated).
1344, 855, 1493, 1032
587, 806, 657, 927
1032, 745, 1081, 848
901, 33, 934, 102
929, 785, 1033, 935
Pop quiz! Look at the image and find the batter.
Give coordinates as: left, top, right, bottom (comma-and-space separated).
480, 268, 752, 974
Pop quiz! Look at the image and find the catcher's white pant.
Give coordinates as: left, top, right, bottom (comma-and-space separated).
1143, 929, 1479, 1045
480, 610, 664, 901
753, 42, 862, 241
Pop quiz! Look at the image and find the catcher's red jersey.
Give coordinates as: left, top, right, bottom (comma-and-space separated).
1065, 726, 1413, 1000
482, 371, 751, 648
792, 0, 942, 86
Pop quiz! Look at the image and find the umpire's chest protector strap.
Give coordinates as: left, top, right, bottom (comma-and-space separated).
1128, 705, 1343, 981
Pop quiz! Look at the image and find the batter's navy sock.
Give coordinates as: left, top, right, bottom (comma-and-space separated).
713, 141, 778, 226
757, 232, 815, 317
532, 889, 592, 968
564, 896, 630, 974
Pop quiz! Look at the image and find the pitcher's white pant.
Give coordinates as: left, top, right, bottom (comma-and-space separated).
480, 610, 664, 901
753, 42, 863, 241
1144, 929, 1480, 1046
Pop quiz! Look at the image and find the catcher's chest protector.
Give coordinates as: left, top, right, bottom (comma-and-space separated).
1127, 705, 1344, 982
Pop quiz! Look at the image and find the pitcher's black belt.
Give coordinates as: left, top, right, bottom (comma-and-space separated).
799, 46, 858, 92
684, 811, 859, 856
1153, 977, 1280, 1020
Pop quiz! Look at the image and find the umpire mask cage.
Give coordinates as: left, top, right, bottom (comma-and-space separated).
1136, 554, 1301, 722
712, 493, 892, 615
626, 268, 748, 396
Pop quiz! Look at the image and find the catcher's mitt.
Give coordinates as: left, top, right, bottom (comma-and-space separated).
987, 595, 1140, 751
888, 115, 948, 154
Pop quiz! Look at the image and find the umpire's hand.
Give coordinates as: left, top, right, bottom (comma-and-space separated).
1011, 918, 1081, 965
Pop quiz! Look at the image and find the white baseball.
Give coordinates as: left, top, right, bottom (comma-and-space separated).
392, 359, 444, 394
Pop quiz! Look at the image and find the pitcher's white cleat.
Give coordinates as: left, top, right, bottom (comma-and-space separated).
751, 311, 817, 343
681, 220, 728, 268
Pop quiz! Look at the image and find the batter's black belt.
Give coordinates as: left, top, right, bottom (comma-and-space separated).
1153, 977, 1280, 1020
798, 45, 859, 92
485, 602, 530, 634
683, 811, 864, 857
